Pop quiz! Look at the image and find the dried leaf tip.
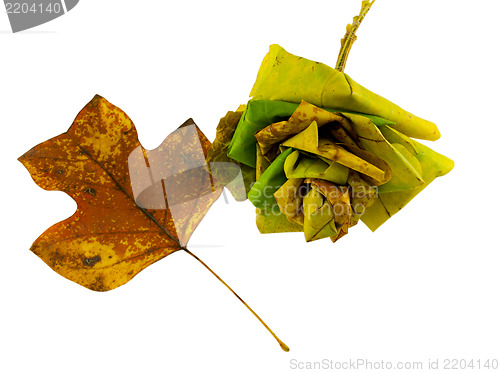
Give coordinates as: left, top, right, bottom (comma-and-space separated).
335, 0, 376, 72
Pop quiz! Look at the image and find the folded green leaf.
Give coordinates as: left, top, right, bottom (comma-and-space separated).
256, 206, 304, 234
281, 121, 388, 183
284, 150, 349, 185
303, 184, 338, 242
225, 94, 452, 238
250, 45, 440, 141
273, 178, 305, 225
255, 101, 348, 159
228, 100, 298, 167
342, 112, 425, 193
228, 100, 396, 168
248, 148, 294, 210
361, 127, 454, 230
207, 110, 256, 201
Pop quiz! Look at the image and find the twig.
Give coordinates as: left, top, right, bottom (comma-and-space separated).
183, 247, 290, 352
336, 0, 376, 72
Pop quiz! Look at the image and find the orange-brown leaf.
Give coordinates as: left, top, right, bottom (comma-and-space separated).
19, 95, 220, 291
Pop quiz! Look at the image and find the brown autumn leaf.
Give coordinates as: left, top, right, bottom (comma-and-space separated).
18, 95, 222, 291
19, 95, 290, 351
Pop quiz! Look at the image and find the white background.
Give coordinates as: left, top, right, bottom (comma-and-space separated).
1, 1, 499, 372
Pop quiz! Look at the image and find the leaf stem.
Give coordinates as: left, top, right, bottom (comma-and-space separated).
182, 247, 290, 352
335, 0, 376, 72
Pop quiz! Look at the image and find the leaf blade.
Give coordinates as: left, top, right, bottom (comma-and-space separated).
19, 96, 220, 291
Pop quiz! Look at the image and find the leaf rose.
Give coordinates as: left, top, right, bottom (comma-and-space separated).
208, 45, 453, 243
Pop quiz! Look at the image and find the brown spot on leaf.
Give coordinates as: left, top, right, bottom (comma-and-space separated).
82, 255, 101, 267
84, 187, 96, 196
89, 274, 107, 292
